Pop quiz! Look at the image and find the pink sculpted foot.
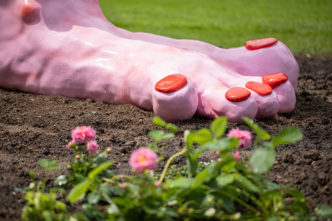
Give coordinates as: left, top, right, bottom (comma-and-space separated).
0, 0, 298, 122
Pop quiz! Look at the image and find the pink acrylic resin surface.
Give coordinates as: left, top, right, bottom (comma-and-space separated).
0, 0, 299, 122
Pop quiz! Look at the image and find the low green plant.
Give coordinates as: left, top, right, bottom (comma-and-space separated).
21, 117, 332, 221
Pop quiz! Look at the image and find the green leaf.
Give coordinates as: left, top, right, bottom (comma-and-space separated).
316, 204, 332, 218
87, 191, 100, 204
185, 130, 195, 149
249, 148, 275, 174
234, 174, 260, 193
192, 170, 211, 188
164, 177, 193, 189
153, 117, 167, 127
54, 175, 67, 186
107, 203, 120, 215
242, 117, 271, 140
192, 128, 213, 145
286, 188, 305, 202
67, 179, 92, 203
272, 127, 303, 148
149, 130, 174, 142
186, 152, 198, 177
38, 158, 59, 171
153, 117, 178, 132
88, 161, 112, 180
216, 174, 234, 187
28, 171, 35, 180
194, 138, 238, 159
165, 123, 178, 133
210, 117, 227, 138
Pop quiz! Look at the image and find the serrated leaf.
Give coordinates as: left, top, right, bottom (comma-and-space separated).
272, 127, 303, 147
107, 203, 120, 215
234, 174, 260, 193
242, 117, 271, 140
210, 117, 227, 138
249, 148, 275, 174
216, 174, 234, 187
165, 123, 178, 133
192, 128, 213, 145
149, 130, 174, 142
192, 170, 211, 188
87, 191, 100, 204
88, 161, 112, 180
153, 117, 178, 132
164, 177, 193, 189
67, 179, 92, 203
316, 204, 332, 219
38, 158, 59, 171
193, 138, 238, 159
185, 130, 195, 149
153, 117, 167, 127
286, 188, 305, 202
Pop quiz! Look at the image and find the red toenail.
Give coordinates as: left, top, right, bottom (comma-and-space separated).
262, 72, 288, 88
245, 37, 278, 50
225, 87, 251, 102
245, 81, 272, 96
21, 5, 39, 23
155, 74, 188, 93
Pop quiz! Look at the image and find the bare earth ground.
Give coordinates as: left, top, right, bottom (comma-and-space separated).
0, 54, 331, 220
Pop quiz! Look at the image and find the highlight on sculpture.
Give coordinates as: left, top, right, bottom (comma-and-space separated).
0, 0, 299, 122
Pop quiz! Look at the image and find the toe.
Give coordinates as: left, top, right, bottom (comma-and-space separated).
200, 87, 258, 122
245, 81, 279, 118
262, 73, 296, 113
153, 74, 198, 122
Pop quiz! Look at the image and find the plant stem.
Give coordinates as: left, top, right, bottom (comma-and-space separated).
158, 148, 187, 183
217, 189, 259, 214
103, 174, 133, 183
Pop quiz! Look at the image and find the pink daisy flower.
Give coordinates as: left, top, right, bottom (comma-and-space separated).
232, 151, 241, 162
129, 148, 158, 173
66, 140, 76, 149
227, 128, 252, 149
71, 126, 96, 143
87, 140, 99, 155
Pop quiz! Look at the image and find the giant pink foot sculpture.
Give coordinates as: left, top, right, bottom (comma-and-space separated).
0, 0, 298, 122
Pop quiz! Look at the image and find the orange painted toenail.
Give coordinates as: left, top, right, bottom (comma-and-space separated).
262, 72, 288, 89
155, 74, 188, 93
21, 4, 39, 24
245, 37, 278, 50
225, 87, 251, 102
245, 81, 272, 96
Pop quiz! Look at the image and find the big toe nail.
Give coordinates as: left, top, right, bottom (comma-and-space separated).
153, 74, 197, 122
155, 74, 187, 93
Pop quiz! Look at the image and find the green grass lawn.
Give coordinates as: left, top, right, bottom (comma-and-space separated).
100, 0, 332, 55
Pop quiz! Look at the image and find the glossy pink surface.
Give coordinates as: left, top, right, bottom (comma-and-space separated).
0, 0, 299, 122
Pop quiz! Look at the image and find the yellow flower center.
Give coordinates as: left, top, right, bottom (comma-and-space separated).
138, 155, 146, 163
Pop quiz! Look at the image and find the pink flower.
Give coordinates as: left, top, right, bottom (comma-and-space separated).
66, 140, 76, 149
154, 181, 161, 188
227, 128, 252, 148
232, 151, 241, 162
129, 148, 158, 173
71, 126, 96, 143
87, 141, 99, 155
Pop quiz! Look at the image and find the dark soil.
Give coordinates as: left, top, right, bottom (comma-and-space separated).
0, 54, 331, 220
